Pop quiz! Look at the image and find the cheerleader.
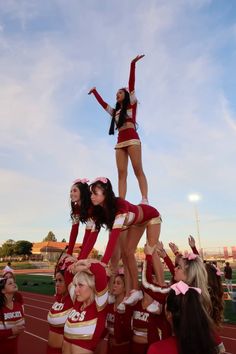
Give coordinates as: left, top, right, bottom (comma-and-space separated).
151, 241, 212, 314
147, 282, 217, 354
105, 274, 132, 354
88, 55, 148, 203
47, 269, 73, 354
149, 242, 226, 352
67, 178, 91, 255
63, 259, 108, 354
2, 271, 23, 305
0, 277, 25, 354
78, 178, 163, 304
130, 289, 162, 354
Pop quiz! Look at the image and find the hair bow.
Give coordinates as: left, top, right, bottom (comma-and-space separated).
183, 252, 198, 261
73, 178, 90, 185
212, 264, 223, 277
92, 177, 108, 184
170, 281, 201, 295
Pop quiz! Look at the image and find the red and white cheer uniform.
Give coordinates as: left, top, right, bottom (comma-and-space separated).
0, 301, 24, 354
64, 263, 108, 351
78, 198, 161, 265
91, 61, 141, 149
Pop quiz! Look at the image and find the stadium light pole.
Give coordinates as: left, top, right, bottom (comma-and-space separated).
188, 194, 203, 258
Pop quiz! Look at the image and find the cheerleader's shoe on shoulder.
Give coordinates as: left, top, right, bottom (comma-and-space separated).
124, 290, 143, 305
140, 198, 149, 205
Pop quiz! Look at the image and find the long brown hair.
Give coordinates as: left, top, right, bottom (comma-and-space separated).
205, 263, 224, 327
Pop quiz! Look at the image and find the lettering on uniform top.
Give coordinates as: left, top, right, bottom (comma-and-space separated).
106, 313, 115, 323
4, 311, 22, 320
68, 309, 86, 322
52, 302, 64, 311
133, 310, 149, 322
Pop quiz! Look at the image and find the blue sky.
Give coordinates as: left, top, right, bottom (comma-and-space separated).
0, 0, 236, 253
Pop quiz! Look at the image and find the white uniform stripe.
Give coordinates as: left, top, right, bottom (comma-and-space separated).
95, 291, 108, 308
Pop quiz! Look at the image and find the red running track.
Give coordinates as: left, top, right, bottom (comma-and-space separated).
18, 291, 236, 354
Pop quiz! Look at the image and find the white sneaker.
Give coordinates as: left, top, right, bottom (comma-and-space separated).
140, 198, 149, 205
124, 290, 143, 305
146, 300, 161, 313
108, 294, 115, 304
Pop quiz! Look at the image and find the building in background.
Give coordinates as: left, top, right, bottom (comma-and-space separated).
32, 241, 98, 262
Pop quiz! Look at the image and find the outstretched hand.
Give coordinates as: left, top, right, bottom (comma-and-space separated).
188, 235, 196, 248
88, 87, 96, 95
131, 54, 145, 63
169, 242, 179, 255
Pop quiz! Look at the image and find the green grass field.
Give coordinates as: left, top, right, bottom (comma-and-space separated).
16, 274, 55, 296
0, 262, 41, 270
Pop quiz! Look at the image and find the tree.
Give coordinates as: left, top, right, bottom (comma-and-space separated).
0, 239, 16, 257
14, 241, 32, 256
61, 238, 67, 242
43, 231, 57, 242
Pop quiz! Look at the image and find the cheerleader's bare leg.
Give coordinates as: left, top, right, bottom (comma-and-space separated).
146, 223, 165, 285
115, 148, 129, 199
123, 224, 146, 292
109, 230, 125, 290
152, 252, 165, 286
120, 230, 132, 295
127, 144, 148, 202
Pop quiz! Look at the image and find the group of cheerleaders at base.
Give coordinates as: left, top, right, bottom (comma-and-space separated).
46, 176, 226, 354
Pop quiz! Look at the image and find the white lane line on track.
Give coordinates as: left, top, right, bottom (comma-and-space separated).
24, 331, 47, 342
21, 292, 53, 299
25, 314, 48, 322
24, 304, 49, 311
23, 296, 53, 304
222, 325, 236, 330
221, 336, 236, 341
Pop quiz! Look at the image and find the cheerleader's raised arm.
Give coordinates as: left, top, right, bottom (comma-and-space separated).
88, 87, 114, 116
